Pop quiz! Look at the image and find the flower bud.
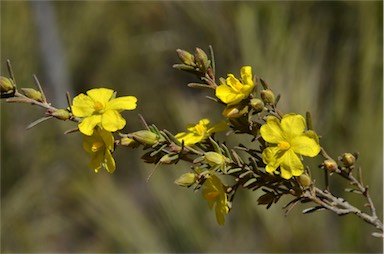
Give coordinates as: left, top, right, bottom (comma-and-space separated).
323, 159, 338, 172
260, 89, 275, 104
50, 109, 70, 120
174, 172, 196, 187
341, 153, 356, 167
159, 153, 178, 164
249, 98, 264, 113
204, 152, 226, 166
0, 76, 15, 93
20, 88, 43, 102
222, 104, 248, 118
176, 49, 195, 66
131, 130, 159, 145
298, 174, 312, 188
194, 47, 209, 72
120, 137, 138, 148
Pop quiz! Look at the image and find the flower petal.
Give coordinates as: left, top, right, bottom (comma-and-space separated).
79, 115, 102, 136
104, 149, 116, 173
291, 134, 320, 157
280, 149, 304, 179
86, 88, 114, 104
216, 84, 244, 104
207, 120, 228, 134
72, 93, 95, 117
176, 132, 203, 146
99, 128, 115, 151
106, 96, 137, 111
215, 203, 227, 225
260, 116, 285, 143
101, 110, 126, 132
280, 114, 306, 141
262, 147, 282, 173
89, 149, 103, 173
240, 66, 253, 86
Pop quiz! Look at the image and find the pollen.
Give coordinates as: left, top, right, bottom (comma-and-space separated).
93, 101, 104, 112
278, 141, 291, 151
194, 123, 206, 135
91, 141, 104, 152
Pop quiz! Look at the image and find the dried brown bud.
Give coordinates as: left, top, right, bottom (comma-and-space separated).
323, 159, 338, 172
341, 153, 356, 167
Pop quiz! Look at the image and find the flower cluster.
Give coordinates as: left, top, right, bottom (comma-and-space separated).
2, 47, 382, 234
71, 88, 137, 172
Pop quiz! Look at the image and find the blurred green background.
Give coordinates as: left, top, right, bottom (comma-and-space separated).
1, 1, 382, 253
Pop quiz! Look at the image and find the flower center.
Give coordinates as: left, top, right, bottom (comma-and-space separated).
194, 123, 207, 135
278, 141, 291, 151
233, 80, 243, 92
91, 141, 104, 152
93, 101, 105, 113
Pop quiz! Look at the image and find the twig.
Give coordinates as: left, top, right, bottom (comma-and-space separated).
303, 187, 383, 233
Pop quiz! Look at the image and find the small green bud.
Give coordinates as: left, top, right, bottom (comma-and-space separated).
298, 174, 312, 188
260, 89, 275, 104
176, 49, 195, 66
222, 104, 248, 118
50, 109, 70, 120
120, 137, 138, 148
174, 172, 196, 187
204, 152, 226, 166
341, 153, 356, 167
131, 130, 159, 145
194, 47, 209, 72
159, 153, 178, 164
0, 76, 15, 93
20, 88, 43, 102
249, 98, 265, 112
323, 159, 338, 172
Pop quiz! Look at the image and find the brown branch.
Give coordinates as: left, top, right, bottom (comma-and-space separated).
303, 187, 383, 234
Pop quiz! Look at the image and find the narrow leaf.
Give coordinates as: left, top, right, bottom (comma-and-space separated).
302, 206, 325, 214
26, 116, 52, 129
243, 178, 257, 188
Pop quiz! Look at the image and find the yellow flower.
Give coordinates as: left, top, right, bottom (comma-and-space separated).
83, 127, 116, 173
260, 113, 320, 179
202, 174, 229, 225
175, 118, 227, 146
72, 88, 137, 136
215, 66, 254, 105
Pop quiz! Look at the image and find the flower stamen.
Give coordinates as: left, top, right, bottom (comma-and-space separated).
91, 141, 104, 152
93, 101, 104, 113
278, 141, 291, 151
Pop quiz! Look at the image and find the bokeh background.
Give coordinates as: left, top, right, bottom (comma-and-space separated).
1, 1, 383, 253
